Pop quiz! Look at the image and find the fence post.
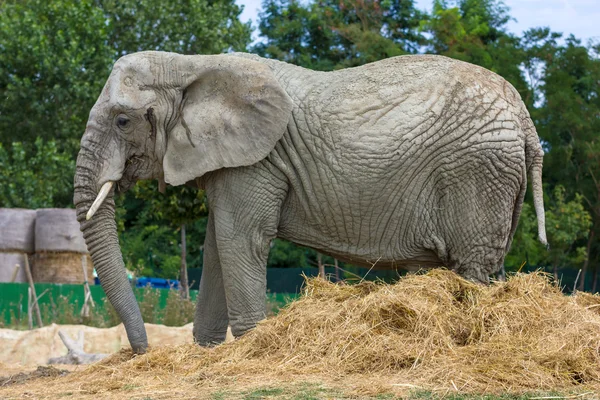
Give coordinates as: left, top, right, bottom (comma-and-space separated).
10, 264, 21, 283
24, 255, 43, 328
27, 287, 33, 330
81, 255, 95, 317
317, 253, 325, 279
334, 259, 340, 282
180, 224, 190, 299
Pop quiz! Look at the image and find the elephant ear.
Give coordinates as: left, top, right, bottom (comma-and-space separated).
162, 55, 293, 186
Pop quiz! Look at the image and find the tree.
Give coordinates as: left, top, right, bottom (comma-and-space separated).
0, 139, 75, 208
129, 182, 208, 298
254, 0, 343, 70
530, 36, 600, 289
0, 0, 113, 151
506, 186, 592, 280
0, 0, 251, 151
518, 27, 562, 107
119, 187, 209, 281
255, 0, 426, 70
422, 0, 528, 95
100, 0, 251, 56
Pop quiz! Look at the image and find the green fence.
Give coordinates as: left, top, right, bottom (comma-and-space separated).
187, 266, 402, 292
0, 282, 197, 327
0, 282, 297, 327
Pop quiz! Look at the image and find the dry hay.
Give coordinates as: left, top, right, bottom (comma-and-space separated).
2, 270, 600, 399
32, 252, 93, 284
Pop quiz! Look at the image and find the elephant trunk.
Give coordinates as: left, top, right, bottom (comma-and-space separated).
74, 140, 148, 354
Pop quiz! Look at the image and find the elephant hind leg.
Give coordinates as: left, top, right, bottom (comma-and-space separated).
451, 244, 508, 283
503, 165, 527, 255
193, 212, 229, 346
438, 174, 519, 284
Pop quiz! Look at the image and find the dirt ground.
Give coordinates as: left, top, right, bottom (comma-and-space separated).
0, 322, 196, 366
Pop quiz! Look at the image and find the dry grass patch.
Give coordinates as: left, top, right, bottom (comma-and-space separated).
2, 270, 600, 399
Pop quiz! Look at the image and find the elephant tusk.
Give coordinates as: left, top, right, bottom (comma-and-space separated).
86, 181, 114, 220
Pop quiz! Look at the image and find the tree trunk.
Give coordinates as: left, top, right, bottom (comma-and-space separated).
593, 265, 598, 293
317, 253, 325, 279
579, 230, 594, 291
48, 331, 108, 365
180, 224, 189, 299
553, 264, 558, 283
334, 258, 340, 282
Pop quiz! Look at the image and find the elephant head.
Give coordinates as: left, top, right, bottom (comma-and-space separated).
74, 51, 293, 353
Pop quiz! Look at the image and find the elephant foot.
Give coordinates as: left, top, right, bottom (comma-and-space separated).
229, 312, 266, 338
193, 324, 228, 347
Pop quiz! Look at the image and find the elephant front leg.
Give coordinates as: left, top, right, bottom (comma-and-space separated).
218, 237, 272, 338
206, 167, 286, 339
193, 213, 229, 346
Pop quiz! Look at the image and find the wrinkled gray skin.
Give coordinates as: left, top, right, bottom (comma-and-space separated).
74, 51, 547, 353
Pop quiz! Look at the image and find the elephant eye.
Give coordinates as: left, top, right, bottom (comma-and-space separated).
116, 115, 130, 130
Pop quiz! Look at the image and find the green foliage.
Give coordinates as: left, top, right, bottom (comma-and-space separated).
268, 239, 316, 268
119, 195, 208, 278
131, 181, 208, 228
0, 0, 251, 150
507, 186, 592, 269
534, 36, 600, 207
524, 33, 600, 277
424, 0, 511, 61
100, 0, 251, 56
0, 138, 75, 208
254, 0, 338, 70
421, 0, 528, 93
518, 27, 562, 107
0, 0, 113, 150
121, 223, 181, 278
268, 239, 346, 270
119, 181, 208, 278
163, 289, 196, 326
254, 0, 426, 70
546, 187, 592, 266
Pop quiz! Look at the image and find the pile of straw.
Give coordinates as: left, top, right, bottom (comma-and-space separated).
3, 270, 600, 398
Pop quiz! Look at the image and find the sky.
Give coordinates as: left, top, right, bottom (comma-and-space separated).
236, 0, 599, 43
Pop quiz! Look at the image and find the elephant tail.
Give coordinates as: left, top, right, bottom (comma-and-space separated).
524, 118, 548, 249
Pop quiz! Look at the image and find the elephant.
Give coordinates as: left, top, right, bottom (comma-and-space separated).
74, 51, 547, 354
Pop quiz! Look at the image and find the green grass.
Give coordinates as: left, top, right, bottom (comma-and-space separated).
409, 392, 568, 399
211, 384, 339, 400
207, 386, 590, 400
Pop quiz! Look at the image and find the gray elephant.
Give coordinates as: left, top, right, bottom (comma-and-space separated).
74, 51, 547, 353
